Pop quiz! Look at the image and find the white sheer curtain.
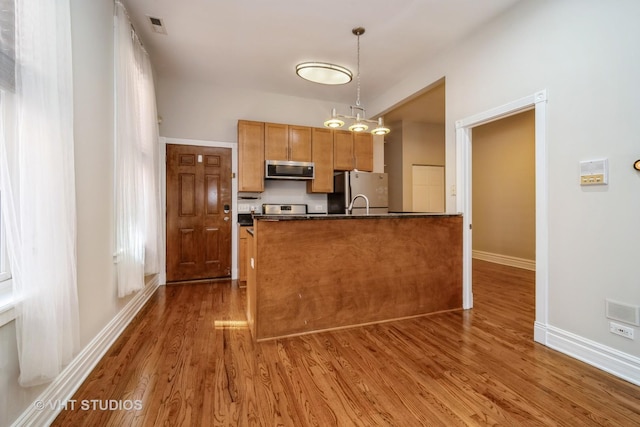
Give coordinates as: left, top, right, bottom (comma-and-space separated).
114, 1, 161, 297
0, 0, 79, 387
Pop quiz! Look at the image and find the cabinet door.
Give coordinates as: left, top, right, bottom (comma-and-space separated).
264, 123, 288, 161
238, 227, 248, 283
289, 125, 312, 162
307, 128, 334, 193
238, 120, 264, 192
333, 130, 354, 171
354, 132, 373, 172
246, 229, 256, 337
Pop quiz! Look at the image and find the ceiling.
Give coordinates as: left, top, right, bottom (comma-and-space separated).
121, 0, 521, 124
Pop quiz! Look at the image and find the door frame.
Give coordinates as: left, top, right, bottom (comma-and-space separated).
160, 137, 238, 285
455, 89, 548, 345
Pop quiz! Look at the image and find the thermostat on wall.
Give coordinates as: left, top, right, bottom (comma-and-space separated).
580, 158, 608, 186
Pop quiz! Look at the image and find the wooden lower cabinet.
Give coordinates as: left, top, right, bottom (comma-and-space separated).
246, 229, 256, 337
238, 226, 250, 286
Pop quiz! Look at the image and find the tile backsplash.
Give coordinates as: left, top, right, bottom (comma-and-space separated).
238, 180, 328, 214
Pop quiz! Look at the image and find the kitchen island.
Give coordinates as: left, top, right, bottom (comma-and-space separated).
246, 213, 463, 341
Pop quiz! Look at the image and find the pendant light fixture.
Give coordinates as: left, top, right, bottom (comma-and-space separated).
324, 27, 390, 136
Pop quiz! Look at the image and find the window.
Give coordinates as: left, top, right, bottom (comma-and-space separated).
0, 188, 9, 282
0, 0, 14, 323
0, 92, 14, 325
0, 0, 15, 91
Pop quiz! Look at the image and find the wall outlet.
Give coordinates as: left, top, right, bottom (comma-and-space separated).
609, 322, 634, 339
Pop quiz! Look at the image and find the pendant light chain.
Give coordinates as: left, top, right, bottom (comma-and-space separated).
355, 30, 361, 108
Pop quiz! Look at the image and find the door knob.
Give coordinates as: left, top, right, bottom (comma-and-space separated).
223, 217, 229, 221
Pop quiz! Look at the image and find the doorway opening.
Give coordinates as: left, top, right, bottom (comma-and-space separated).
456, 90, 548, 344
472, 110, 535, 270
165, 144, 232, 282
160, 138, 239, 285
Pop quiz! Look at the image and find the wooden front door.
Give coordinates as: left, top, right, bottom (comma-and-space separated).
166, 144, 232, 282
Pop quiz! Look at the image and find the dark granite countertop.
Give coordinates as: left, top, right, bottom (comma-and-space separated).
253, 212, 462, 221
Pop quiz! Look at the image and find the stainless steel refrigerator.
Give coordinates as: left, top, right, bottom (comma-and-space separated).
328, 171, 389, 215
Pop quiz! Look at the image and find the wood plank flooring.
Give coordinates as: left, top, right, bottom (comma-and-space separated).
52, 260, 640, 426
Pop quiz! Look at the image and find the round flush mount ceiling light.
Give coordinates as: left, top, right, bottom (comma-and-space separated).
296, 62, 353, 85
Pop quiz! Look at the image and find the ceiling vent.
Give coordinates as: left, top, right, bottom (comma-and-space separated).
147, 16, 167, 35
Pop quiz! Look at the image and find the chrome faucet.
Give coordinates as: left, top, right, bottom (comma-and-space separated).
347, 194, 370, 215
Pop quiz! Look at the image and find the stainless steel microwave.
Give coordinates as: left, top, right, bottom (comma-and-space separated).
265, 160, 314, 180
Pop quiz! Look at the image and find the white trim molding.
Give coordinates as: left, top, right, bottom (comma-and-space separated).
472, 250, 535, 271
160, 137, 238, 282
11, 276, 160, 427
455, 90, 548, 343
540, 324, 640, 387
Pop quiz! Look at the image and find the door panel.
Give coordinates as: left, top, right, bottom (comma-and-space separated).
204, 227, 220, 264
179, 229, 196, 264
205, 174, 219, 215
167, 144, 232, 282
179, 174, 196, 216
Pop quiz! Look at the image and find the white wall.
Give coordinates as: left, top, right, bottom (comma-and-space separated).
384, 122, 404, 212
370, 0, 640, 357
71, 0, 132, 347
0, 1, 140, 426
157, 77, 352, 143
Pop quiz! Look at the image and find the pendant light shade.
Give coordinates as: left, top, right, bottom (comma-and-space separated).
324, 108, 345, 128
348, 114, 368, 132
371, 117, 391, 135
296, 62, 352, 85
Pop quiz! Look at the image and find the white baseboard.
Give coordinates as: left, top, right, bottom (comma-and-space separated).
11, 276, 160, 427
536, 323, 640, 387
472, 250, 536, 271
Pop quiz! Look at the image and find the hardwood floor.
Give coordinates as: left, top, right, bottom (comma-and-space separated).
52, 260, 640, 426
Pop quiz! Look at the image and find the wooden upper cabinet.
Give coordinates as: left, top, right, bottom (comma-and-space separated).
288, 125, 312, 162
333, 130, 354, 171
307, 128, 334, 193
238, 120, 264, 192
264, 123, 311, 162
334, 131, 373, 172
353, 132, 373, 172
264, 123, 288, 161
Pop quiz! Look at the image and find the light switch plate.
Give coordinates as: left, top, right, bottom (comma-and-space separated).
580, 158, 608, 185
